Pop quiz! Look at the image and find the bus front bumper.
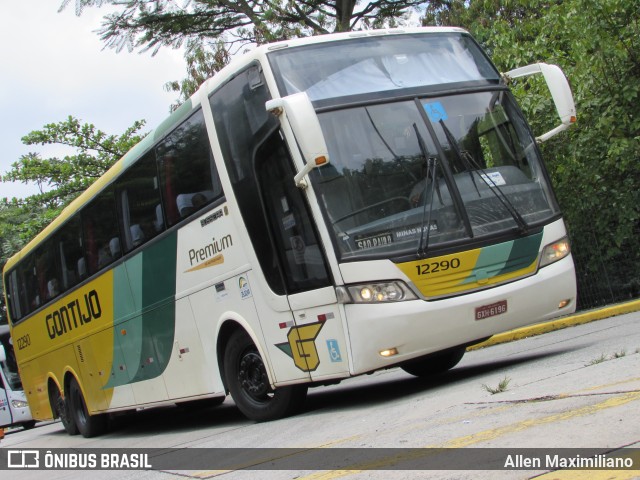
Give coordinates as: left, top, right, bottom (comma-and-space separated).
343, 254, 577, 375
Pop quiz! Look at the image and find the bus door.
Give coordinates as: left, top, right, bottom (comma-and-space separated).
255, 131, 350, 382
209, 63, 350, 384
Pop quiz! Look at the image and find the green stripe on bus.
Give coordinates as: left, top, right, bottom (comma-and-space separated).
106, 232, 178, 387
497, 232, 543, 276
461, 231, 542, 285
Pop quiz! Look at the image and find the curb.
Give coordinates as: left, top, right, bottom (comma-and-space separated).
467, 298, 640, 351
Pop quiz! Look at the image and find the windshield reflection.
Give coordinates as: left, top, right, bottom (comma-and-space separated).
311, 92, 559, 260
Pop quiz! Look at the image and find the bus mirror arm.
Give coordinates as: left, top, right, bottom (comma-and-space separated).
503, 63, 577, 143
266, 93, 330, 189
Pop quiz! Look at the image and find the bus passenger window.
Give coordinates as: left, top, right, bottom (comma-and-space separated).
82, 188, 121, 274
56, 215, 84, 291
157, 109, 222, 227
35, 243, 60, 302
117, 151, 164, 252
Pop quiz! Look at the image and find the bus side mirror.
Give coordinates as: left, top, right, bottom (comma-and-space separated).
0, 345, 6, 363
504, 63, 577, 143
266, 92, 330, 188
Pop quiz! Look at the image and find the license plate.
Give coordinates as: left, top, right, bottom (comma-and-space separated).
475, 300, 508, 321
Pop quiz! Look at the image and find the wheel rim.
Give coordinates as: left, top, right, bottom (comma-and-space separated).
55, 394, 69, 423
238, 348, 272, 403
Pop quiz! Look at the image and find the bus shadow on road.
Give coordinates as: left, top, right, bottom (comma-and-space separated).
90, 347, 581, 437
302, 346, 582, 415
105, 401, 247, 437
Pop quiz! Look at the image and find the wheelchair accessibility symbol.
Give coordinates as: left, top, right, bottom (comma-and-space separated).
423, 101, 448, 122
326, 339, 343, 362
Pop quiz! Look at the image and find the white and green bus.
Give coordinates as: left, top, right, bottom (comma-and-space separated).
3, 27, 577, 437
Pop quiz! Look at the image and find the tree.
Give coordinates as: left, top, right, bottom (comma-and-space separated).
1, 116, 146, 247
0, 202, 49, 325
62, 0, 424, 52
0, 117, 147, 323
164, 39, 230, 109
61, 0, 426, 102
3, 116, 146, 210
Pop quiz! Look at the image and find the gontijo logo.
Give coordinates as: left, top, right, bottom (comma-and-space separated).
45, 290, 102, 340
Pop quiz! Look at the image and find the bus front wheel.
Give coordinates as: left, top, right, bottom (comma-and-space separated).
68, 377, 107, 438
401, 347, 466, 377
224, 329, 307, 422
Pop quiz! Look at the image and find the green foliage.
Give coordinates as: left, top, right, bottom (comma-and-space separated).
424, 0, 640, 306
60, 1, 424, 103
164, 39, 231, 110
0, 117, 147, 323
482, 376, 511, 394
3, 116, 146, 210
61, 1, 424, 52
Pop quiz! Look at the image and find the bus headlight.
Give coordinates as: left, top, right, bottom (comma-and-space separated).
340, 281, 417, 303
539, 236, 571, 268
11, 399, 28, 408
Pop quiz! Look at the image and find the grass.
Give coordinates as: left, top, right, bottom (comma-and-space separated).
587, 353, 608, 366
482, 376, 511, 395
586, 349, 630, 366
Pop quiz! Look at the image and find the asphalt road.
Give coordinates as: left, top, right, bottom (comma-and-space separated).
2, 308, 640, 480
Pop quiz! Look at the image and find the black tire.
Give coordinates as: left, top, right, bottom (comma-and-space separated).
51, 385, 78, 435
401, 347, 466, 377
68, 377, 107, 438
21, 420, 37, 430
224, 329, 307, 422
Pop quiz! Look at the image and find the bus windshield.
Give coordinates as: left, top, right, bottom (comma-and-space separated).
269, 32, 499, 100
269, 34, 560, 261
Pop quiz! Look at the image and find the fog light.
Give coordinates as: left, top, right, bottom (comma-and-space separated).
380, 347, 398, 357
559, 299, 571, 309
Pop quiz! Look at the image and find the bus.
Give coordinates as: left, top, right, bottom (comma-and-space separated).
3, 27, 577, 437
0, 325, 35, 431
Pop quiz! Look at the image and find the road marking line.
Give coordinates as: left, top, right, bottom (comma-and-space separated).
298, 391, 640, 480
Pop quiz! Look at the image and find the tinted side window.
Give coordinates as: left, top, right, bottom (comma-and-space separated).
56, 215, 85, 290
18, 256, 39, 314
156, 109, 222, 227
82, 188, 121, 274
35, 240, 62, 302
255, 132, 331, 293
116, 152, 164, 253
5, 269, 22, 321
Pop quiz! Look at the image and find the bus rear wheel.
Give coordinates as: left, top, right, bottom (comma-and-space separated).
401, 347, 466, 377
50, 385, 78, 435
224, 329, 307, 422
68, 377, 107, 438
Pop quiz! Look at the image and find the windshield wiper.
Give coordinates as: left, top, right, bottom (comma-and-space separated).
437, 118, 529, 234
413, 124, 438, 257
414, 98, 474, 239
